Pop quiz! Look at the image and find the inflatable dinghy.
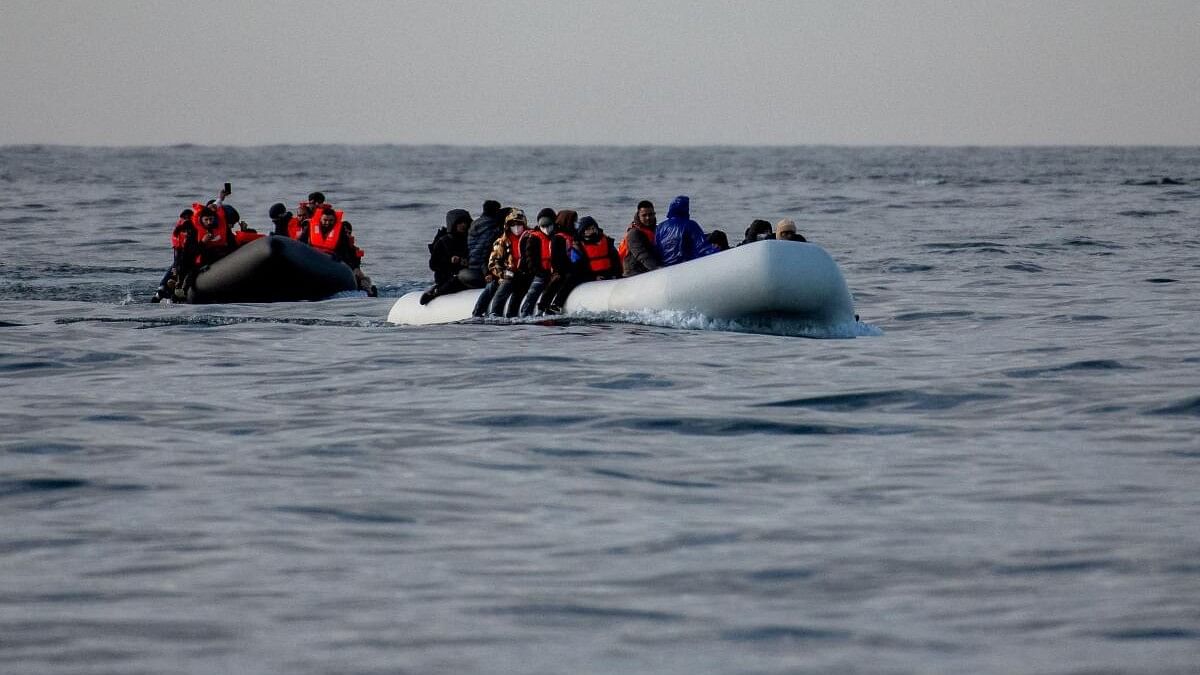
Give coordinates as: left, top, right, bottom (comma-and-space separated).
187, 235, 358, 304
387, 240, 856, 330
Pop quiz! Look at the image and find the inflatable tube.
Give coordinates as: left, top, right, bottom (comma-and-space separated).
187, 235, 358, 304
388, 241, 856, 328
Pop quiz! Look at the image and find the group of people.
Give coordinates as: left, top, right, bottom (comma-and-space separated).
421, 194, 808, 317
154, 189, 376, 301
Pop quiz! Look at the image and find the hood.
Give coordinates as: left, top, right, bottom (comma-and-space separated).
667, 195, 690, 220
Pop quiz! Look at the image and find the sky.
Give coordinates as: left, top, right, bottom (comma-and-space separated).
2, 0, 1198, 146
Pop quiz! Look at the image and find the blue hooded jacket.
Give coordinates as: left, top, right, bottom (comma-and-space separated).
653, 195, 719, 266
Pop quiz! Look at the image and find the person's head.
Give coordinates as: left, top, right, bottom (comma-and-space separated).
319, 209, 337, 228
555, 209, 578, 233
746, 219, 773, 241
667, 195, 690, 220
307, 191, 326, 205
775, 219, 803, 241
536, 208, 555, 233
178, 208, 194, 224
635, 200, 656, 228
297, 201, 313, 218
482, 200, 502, 217
446, 208, 472, 234
707, 229, 730, 251
269, 203, 289, 222
578, 216, 601, 243
505, 208, 527, 234
197, 206, 216, 227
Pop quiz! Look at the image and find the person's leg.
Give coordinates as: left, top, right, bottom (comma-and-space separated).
506, 275, 531, 317
472, 280, 497, 317
519, 275, 547, 317
489, 280, 513, 316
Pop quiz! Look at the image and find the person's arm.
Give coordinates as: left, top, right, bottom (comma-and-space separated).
628, 229, 661, 271
688, 221, 719, 259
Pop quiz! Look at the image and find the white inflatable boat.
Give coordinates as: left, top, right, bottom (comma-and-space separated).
387, 240, 857, 333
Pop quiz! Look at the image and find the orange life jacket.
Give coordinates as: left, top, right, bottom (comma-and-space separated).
308, 207, 345, 255
618, 224, 655, 260
170, 216, 190, 250
287, 216, 302, 239
581, 238, 616, 275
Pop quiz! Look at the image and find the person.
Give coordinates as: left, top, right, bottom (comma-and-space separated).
518, 208, 557, 316
167, 201, 240, 300
707, 229, 730, 251
738, 219, 774, 246
653, 195, 719, 266
460, 200, 504, 289
573, 215, 621, 281
486, 208, 532, 316
152, 208, 194, 301
268, 202, 302, 238
619, 200, 660, 277
419, 208, 472, 304
299, 204, 377, 295
775, 218, 807, 242
536, 209, 579, 314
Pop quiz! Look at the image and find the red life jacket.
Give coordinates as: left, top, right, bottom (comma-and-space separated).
581, 238, 616, 275
234, 230, 264, 246
525, 229, 552, 272
618, 224, 655, 260
308, 207, 345, 255
190, 202, 230, 252
287, 216, 302, 239
170, 216, 190, 250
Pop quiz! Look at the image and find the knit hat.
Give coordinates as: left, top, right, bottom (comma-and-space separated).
268, 203, 288, 219
446, 208, 471, 228
505, 208, 527, 225
775, 219, 797, 235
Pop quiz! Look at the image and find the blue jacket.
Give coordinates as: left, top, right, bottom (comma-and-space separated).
653, 196, 719, 266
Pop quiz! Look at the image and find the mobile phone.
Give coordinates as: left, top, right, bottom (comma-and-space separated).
223, 182, 232, 195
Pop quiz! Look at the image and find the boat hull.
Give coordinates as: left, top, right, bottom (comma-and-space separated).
387, 241, 856, 328
187, 235, 358, 304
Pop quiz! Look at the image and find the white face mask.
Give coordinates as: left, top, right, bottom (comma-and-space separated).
510, 225, 525, 235
540, 224, 554, 234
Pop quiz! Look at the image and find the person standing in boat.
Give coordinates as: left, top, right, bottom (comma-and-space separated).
486, 208, 534, 317
419, 208, 472, 305
299, 204, 377, 296
654, 195, 720, 266
774, 219, 807, 242
619, 200, 661, 277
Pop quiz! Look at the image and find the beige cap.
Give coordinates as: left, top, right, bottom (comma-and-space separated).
775, 218, 797, 235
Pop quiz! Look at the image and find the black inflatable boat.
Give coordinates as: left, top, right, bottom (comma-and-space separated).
187, 235, 359, 304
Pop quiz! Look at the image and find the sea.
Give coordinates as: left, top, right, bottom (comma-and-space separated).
1, 145, 1198, 674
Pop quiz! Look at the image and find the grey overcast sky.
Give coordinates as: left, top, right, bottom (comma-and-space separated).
2, 0, 1198, 146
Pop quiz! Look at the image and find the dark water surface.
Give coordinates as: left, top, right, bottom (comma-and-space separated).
2, 145, 1199, 673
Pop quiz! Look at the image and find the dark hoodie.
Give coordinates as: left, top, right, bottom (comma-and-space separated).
653, 195, 719, 266
429, 209, 471, 285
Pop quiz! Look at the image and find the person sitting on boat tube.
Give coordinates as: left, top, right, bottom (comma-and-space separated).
619, 200, 661, 277
459, 200, 504, 289
485, 208, 535, 317
535, 209, 580, 315
654, 195, 720, 266
518, 209, 558, 316
419, 208, 472, 305
541, 215, 620, 311
299, 205, 378, 296
774, 219, 807, 242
